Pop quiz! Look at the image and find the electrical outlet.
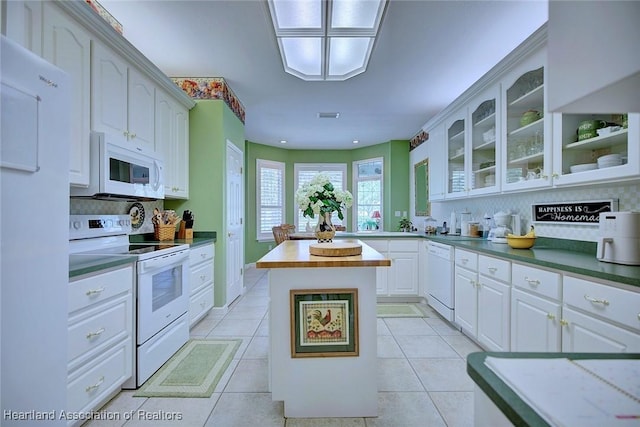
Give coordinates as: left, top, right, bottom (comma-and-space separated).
403, 211, 407, 217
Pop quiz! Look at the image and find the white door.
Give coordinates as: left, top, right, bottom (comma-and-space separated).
226, 141, 244, 305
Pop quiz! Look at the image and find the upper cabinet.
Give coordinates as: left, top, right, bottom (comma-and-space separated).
445, 110, 467, 198
501, 47, 551, 192
42, 2, 91, 186
91, 41, 156, 154
547, 1, 640, 113
156, 89, 190, 199
4, 1, 42, 55
469, 86, 500, 196
552, 113, 639, 186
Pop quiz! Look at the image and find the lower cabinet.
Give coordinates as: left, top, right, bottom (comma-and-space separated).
189, 243, 215, 327
67, 264, 134, 426
454, 248, 479, 336
361, 238, 419, 297
561, 275, 640, 352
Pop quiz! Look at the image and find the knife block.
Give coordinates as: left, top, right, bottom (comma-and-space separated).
178, 222, 193, 240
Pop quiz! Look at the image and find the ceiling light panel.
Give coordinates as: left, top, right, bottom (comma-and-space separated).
330, 0, 385, 32
268, 0, 387, 81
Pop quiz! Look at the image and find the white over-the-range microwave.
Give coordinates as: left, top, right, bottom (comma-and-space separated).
71, 131, 164, 200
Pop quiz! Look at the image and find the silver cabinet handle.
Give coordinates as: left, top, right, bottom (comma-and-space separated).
200, 274, 206, 282
86, 327, 105, 339
201, 253, 207, 259
461, 258, 469, 264
85, 287, 105, 296
85, 376, 104, 393
584, 294, 610, 306
525, 276, 540, 286
487, 267, 497, 273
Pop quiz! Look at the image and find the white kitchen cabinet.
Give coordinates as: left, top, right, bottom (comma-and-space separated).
501, 45, 552, 192
361, 239, 419, 298
454, 249, 479, 336
510, 263, 562, 352
547, 1, 640, 113
426, 123, 446, 201
4, 0, 42, 55
477, 255, 511, 351
157, 89, 190, 199
468, 85, 500, 196
189, 244, 215, 327
67, 264, 134, 426
560, 275, 640, 353
445, 109, 468, 198
42, 2, 91, 187
551, 112, 639, 186
91, 41, 156, 154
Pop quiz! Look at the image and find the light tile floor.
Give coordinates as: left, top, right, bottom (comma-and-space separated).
86, 266, 482, 427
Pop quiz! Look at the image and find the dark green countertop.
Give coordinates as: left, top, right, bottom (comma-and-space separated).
69, 232, 216, 278
69, 254, 137, 279
467, 351, 640, 427
336, 232, 640, 288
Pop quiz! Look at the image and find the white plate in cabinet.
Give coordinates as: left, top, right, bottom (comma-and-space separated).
67, 295, 130, 370
455, 248, 478, 270
68, 266, 133, 313
478, 255, 511, 283
190, 244, 214, 266
190, 261, 214, 295
512, 263, 561, 301
190, 286, 214, 326
563, 276, 640, 331
67, 341, 132, 418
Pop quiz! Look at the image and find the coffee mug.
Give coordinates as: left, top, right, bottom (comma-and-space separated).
578, 120, 607, 132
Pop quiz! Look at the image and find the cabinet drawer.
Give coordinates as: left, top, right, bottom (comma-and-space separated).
478, 255, 510, 283
67, 341, 132, 415
68, 265, 133, 313
361, 239, 388, 253
190, 285, 214, 326
190, 244, 214, 266
512, 263, 561, 300
455, 248, 478, 270
388, 239, 418, 252
190, 261, 213, 295
563, 276, 640, 331
68, 295, 130, 364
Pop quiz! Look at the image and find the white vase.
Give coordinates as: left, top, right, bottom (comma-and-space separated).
314, 212, 336, 243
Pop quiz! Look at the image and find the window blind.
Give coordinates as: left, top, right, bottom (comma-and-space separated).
257, 159, 285, 240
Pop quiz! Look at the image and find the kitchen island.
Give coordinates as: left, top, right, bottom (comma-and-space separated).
256, 239, 390, 418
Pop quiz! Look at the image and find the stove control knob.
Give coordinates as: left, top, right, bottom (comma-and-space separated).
103, 219, 113, 228
72, 221, 82, 230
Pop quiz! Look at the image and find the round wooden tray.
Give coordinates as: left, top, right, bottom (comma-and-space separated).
309, 242, 362, 257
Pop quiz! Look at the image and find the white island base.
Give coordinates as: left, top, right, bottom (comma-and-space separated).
267, 267, 378, 418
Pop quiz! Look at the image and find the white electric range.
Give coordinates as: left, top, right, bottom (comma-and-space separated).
69, 215, 190, 388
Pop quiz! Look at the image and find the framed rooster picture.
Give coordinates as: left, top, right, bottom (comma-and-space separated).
290, 289, 359, 358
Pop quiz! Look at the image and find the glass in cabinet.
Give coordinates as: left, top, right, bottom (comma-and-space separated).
552, 113, 639, 185
501, 47, 552, 192
446, 115, 466, 197
469, 90, 499, 195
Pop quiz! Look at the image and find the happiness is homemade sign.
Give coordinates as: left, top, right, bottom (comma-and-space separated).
532, 200, 618, 224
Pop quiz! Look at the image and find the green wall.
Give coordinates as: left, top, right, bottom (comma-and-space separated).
166, 100, 245, 307
244, 140, 410, 263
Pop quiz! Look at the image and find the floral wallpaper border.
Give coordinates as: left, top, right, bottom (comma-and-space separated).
172, 77, 246, 124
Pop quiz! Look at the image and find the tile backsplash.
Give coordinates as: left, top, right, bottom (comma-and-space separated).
70, 199, 163, 235
427, 182, 639, 242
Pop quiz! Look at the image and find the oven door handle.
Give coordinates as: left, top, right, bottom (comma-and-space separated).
138, 250, 189, 274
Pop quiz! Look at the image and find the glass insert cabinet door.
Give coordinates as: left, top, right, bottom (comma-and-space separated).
447, 116, 466, 196
505, 66, 546, 186
470, 96, 497, 193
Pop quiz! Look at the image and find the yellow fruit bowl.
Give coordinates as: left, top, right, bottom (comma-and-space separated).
506, 235, 536, 249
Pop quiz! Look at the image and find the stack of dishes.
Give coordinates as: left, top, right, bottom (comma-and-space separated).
597, 154, 622, 169
569, 163, 597, 173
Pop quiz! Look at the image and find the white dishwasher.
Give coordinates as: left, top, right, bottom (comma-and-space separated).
426, 241, 455, 321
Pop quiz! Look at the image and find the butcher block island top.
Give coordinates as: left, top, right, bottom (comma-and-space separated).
256, 239, 390, 269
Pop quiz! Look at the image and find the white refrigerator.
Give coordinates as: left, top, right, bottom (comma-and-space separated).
1, 35, 71, 425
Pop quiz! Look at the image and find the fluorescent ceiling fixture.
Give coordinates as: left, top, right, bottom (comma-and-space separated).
268, 0, 387, 81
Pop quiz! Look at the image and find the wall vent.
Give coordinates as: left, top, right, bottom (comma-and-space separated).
317, 112, 340, 119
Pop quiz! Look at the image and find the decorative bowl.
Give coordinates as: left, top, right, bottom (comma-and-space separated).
506, 235, 535, 249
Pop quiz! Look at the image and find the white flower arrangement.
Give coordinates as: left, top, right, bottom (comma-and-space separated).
295, 173, 353, 220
